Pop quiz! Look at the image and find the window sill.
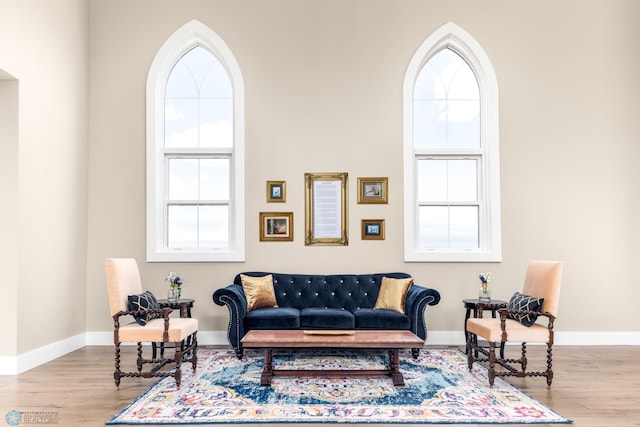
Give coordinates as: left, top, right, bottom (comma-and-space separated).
147, 249, 245, 263
404, 250, 502, 263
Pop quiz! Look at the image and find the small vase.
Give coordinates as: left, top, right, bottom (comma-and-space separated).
479, 285, 491, 301
167, 288, 178, 302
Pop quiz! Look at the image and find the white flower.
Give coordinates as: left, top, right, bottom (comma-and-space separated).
479, 272, 491, 283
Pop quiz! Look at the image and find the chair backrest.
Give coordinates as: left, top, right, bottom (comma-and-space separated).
105, 258, 143, 317
522, 260, 564, 317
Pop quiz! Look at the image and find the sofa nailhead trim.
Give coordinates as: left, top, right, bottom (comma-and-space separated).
219, 295, 241, 352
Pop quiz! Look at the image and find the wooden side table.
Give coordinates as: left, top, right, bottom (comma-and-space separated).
153, 298, 195, 358
463, 298, 507, 357
158, 298, 195, 318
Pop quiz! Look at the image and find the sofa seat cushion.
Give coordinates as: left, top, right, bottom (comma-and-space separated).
354, 308, 411, 330
245, 307, 300, 329
300, 308, 355, 329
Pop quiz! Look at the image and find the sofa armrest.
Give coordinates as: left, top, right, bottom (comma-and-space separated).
212, 284, 248, 357
405, 284, 441, 341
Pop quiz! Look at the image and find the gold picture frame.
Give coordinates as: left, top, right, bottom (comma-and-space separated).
266, 181, 286, 202
361, 219, 385, 240
259, 212, 293, 242
304, 172, 348, 246
357, 177, 388, 204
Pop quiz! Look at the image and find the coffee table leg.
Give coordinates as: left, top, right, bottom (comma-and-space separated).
260, 348, 273, 386
388, 349, 405, 387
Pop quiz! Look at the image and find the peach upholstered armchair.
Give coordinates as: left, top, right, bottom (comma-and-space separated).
105, 258, 198, 388
466, 260, 563, 387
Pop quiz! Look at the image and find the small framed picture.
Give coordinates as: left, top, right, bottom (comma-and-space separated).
357, 177, 388, 204
361, 219, 385, 240
260, 212, 293, 241
267, 181, 286, 202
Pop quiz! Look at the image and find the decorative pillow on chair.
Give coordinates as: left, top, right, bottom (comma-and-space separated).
127, 291, 161, 326
240, 274, 278, 311
506, 291, 544, 327
374, 276, 413, 314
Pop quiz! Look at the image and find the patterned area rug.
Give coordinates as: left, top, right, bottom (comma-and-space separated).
107, 348, 571, 424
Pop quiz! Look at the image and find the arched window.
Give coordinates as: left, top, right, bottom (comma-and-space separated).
147, 20, 245, 262
403, 23, 501, 262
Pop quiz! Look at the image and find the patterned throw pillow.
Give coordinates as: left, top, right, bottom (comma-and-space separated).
127, 291, 161, 326
506, 292, 544, 327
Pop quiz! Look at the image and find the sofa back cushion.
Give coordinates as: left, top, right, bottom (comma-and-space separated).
233, 272, 412, 313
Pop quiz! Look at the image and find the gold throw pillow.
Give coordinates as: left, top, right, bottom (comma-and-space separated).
374, 276, 413, 314
240, 274, 278, 311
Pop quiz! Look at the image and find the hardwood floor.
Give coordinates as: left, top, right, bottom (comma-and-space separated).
0, 345, 638, 426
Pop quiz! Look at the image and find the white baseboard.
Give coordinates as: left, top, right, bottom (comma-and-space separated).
84, 331, 228, 346
427, 330, 640, 346
554, 331, 640, 346
1, 330, 639, 375
0, 357, 16, 375
0, 333, 86, 375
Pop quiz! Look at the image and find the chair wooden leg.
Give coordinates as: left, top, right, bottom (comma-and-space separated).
191, 333, 198, 371
136, 342, 143, 372
174, 343, 183, 389
546, 342, 554, 387
114, 343, 122, 387
466, 333, 475, 371
488, 342, 496, 387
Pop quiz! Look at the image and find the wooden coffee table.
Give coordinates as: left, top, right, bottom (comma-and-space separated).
240, 329, 424, 387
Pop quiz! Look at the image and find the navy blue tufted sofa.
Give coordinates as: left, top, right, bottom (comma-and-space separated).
212, 272, 441, 358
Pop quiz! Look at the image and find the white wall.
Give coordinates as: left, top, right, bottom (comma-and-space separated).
0, 73, 19, 360
0, 0, 89, 357
1, 0, 639, 373
86, 0, 640, 338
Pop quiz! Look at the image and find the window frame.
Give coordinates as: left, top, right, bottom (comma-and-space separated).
146, 20, 245, 262
403, 22, 501, 262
